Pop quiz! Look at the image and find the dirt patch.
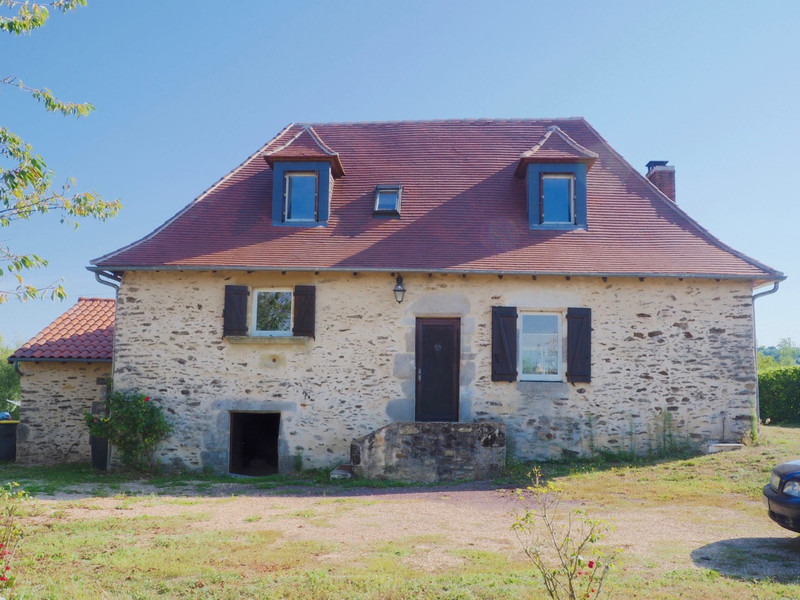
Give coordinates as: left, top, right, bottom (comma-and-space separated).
28, 480, 800, 581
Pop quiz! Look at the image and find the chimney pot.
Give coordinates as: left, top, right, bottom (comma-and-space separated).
646, 160, 676, 202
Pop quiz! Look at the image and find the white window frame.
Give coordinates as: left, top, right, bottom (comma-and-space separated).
541, 173, 575, 225
284, 171, 319, 222
518, 311, 563, 381
251, 289, 293, 337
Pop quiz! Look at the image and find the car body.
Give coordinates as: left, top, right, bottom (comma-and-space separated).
763, 459, 800, 533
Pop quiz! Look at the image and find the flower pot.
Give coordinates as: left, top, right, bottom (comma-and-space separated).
0, 421, 18, 461
90, 435, 109, 470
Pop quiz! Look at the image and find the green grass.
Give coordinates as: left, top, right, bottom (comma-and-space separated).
2, 426, 800, 599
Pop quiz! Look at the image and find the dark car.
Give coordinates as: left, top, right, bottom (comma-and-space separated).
763, 459, 800, 533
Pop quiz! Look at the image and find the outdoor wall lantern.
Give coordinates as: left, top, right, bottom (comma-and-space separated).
393, 275, 406, 303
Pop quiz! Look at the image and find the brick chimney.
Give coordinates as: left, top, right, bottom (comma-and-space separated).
646, 160, 676, 202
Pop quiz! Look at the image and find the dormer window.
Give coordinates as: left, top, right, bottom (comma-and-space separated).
269, 161, 332, 227
374, 185, 402, 217
541, 173, 575, 225
285, 171, 319, 221
515, 126, 597, 231
264, 126, 344, 228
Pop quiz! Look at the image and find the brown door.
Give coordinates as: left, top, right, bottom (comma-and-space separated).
415, 318, 460, 422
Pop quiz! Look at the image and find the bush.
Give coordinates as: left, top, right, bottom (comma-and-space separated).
0, 483, 29, 594
759, 366, 800, 424
84, 388, 173, 471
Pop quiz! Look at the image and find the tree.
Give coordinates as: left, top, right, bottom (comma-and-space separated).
1, 0, 120, 302
0, 334, 20, 403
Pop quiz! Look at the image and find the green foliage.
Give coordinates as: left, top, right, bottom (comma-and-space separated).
0, 335, 20, 405
1, 0, 121, 303
0, 482, 29, 593
84, 389, 173, 472
757, 338, 800, 372
512, 468, 620, 600
0, 1, 86, 35
759, 366, 800, 424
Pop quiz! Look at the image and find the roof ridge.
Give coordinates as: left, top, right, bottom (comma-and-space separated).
77, 297, 115, 302
296, 117, 586, 127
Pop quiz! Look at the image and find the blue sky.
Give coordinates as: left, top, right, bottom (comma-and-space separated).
1, 0, 797, 347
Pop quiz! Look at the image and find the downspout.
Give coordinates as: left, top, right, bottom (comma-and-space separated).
751, 280, 782, 441
94, 270, 122, 291
11, 359, 24, 377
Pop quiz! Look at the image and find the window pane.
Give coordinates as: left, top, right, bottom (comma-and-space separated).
255, 291, 291, 333
520, 314, 559, 376
376, 190, 399, 212
542, 175, 573, 223
286, 173, 317, 221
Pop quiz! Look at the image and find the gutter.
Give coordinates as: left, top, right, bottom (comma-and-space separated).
87, 264, 786, 285
9, 358, 112, 365
752, 281, 781, 301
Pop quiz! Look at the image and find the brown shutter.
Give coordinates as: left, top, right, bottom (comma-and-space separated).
293, 285, 315, 338
492, 306, 518, 381
567, 307, 591, 383
223, 285, 249, 337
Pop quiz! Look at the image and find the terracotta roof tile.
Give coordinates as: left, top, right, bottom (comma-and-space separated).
9, 298, 114, 362
91, 118, 782, 283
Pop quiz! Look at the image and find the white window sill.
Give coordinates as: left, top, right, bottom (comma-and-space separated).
225, 335, 310, 345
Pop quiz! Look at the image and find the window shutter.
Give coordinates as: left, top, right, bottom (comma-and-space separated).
223, 285, 249, 337
492, 306, 518, 381
293, 285, 316, 338
567, 307, 591, 383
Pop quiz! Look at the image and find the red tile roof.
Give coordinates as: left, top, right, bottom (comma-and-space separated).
9, 298, 114, 362
91, 118, 782, 284
515, 126, 598, 176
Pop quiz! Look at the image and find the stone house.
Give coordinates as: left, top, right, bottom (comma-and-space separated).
8, 298, 114, 464
72, 118, 782, 475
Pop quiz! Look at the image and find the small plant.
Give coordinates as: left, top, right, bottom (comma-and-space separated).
0, 483, 30, 595
84, 388, 173, 472
512, 469, 620, 600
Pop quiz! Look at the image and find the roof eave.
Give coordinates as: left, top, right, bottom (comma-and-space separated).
85, 264, 785, 286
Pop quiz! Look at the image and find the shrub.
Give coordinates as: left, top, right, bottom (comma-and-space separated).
759, 366, 800, 424
0, 483, 29, 594
84, 389, 173, 471
513, 469, 620, 600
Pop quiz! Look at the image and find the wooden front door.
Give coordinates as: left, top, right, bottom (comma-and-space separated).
415, 318, 460, 422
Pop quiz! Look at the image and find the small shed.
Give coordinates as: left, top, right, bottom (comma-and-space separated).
7, 298, 115, 464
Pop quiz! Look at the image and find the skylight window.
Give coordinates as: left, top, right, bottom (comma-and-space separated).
374, 185, 402, 217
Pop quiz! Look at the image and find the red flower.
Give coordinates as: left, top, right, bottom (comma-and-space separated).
4, 565, 8, 571
1, 575, 7, 582
588, 560, 595, 569
144, 396, 150, 403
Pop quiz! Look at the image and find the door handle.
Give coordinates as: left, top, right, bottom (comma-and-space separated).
417, 368, 422, 383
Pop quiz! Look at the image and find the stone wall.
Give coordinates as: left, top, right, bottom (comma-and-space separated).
351, 421, 506, 482
16, 361, 111, 465
112, 270, 758, 473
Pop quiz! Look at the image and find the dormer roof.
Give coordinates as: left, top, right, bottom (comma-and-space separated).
515, 125, 598, 177
263, 125, 345, 178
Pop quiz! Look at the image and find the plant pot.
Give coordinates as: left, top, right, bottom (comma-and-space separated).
0, 421, 18, 461
90, 435, 109, 470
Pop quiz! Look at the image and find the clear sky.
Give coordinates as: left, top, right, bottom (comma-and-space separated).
1, 0, 797, 347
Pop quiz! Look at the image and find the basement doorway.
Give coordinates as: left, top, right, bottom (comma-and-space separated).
229, 412, 280, 476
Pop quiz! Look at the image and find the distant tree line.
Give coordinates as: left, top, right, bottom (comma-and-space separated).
757, 338, 800, 372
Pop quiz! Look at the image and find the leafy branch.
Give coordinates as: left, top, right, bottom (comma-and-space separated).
0, 0, 86, 35
1, 0, 121, 302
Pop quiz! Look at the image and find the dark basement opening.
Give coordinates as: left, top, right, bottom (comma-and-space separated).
229, 412, 280, 476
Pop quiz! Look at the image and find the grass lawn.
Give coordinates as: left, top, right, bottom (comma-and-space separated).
1, 426, 799, 599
